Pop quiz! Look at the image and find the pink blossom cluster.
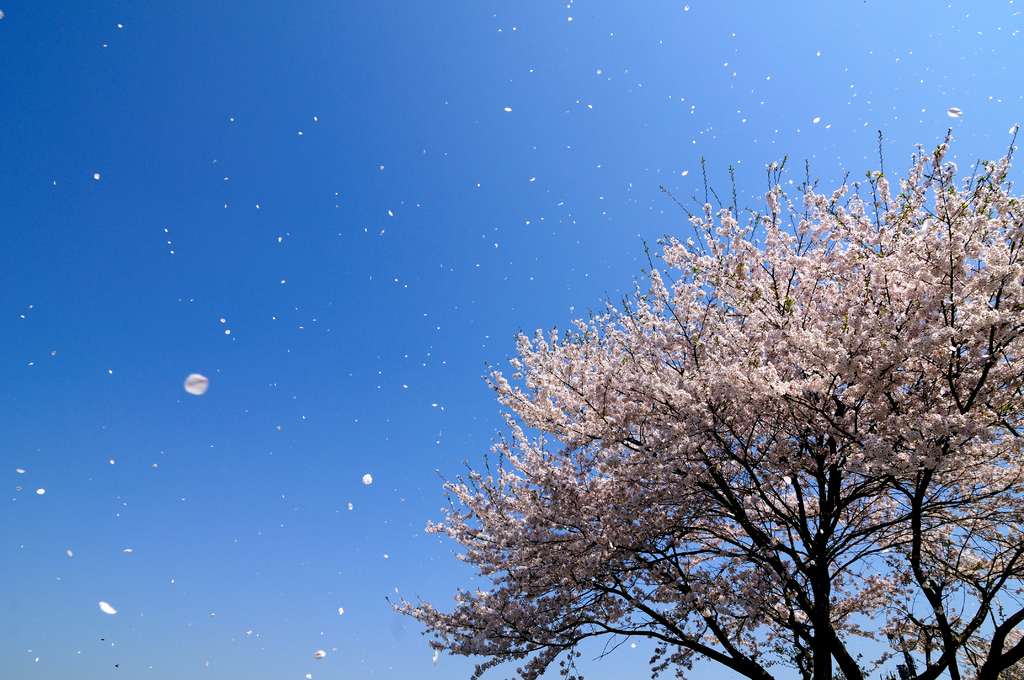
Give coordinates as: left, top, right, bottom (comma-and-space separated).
398, 134, 1024, 680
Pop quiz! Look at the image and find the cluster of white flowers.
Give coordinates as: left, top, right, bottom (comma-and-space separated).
397, 133, 1024, 680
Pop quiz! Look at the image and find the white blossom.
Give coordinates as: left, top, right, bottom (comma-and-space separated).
398, 136, 1024, 680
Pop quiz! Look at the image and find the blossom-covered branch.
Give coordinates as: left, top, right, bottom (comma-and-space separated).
398, 131, 1024, 680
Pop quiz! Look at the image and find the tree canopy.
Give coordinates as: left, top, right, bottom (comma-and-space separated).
398, 133, 1024, 680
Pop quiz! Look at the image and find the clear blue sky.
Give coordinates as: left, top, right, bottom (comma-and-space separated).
1, 1, 1021, 678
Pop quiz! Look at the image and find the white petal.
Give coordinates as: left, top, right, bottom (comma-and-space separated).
184, 374, 209, 395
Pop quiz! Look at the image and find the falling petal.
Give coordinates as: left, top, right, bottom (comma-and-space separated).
184, 374, 209, 395
314, 650, 326, 659
338, 607, 344, 615
67, 550, 73, 556
947, 107, 963, 118
433, 649, 439, 665
99, 602, 117, 615
362, 474, 373, 485
36, 488, 45, 495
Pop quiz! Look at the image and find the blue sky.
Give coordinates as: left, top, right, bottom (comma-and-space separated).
1, 1, 1022, 678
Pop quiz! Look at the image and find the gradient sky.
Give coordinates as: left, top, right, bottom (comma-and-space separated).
1, 1, 1022, 679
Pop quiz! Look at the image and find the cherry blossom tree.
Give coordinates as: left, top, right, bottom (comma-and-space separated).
397, 131, 1024, 680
